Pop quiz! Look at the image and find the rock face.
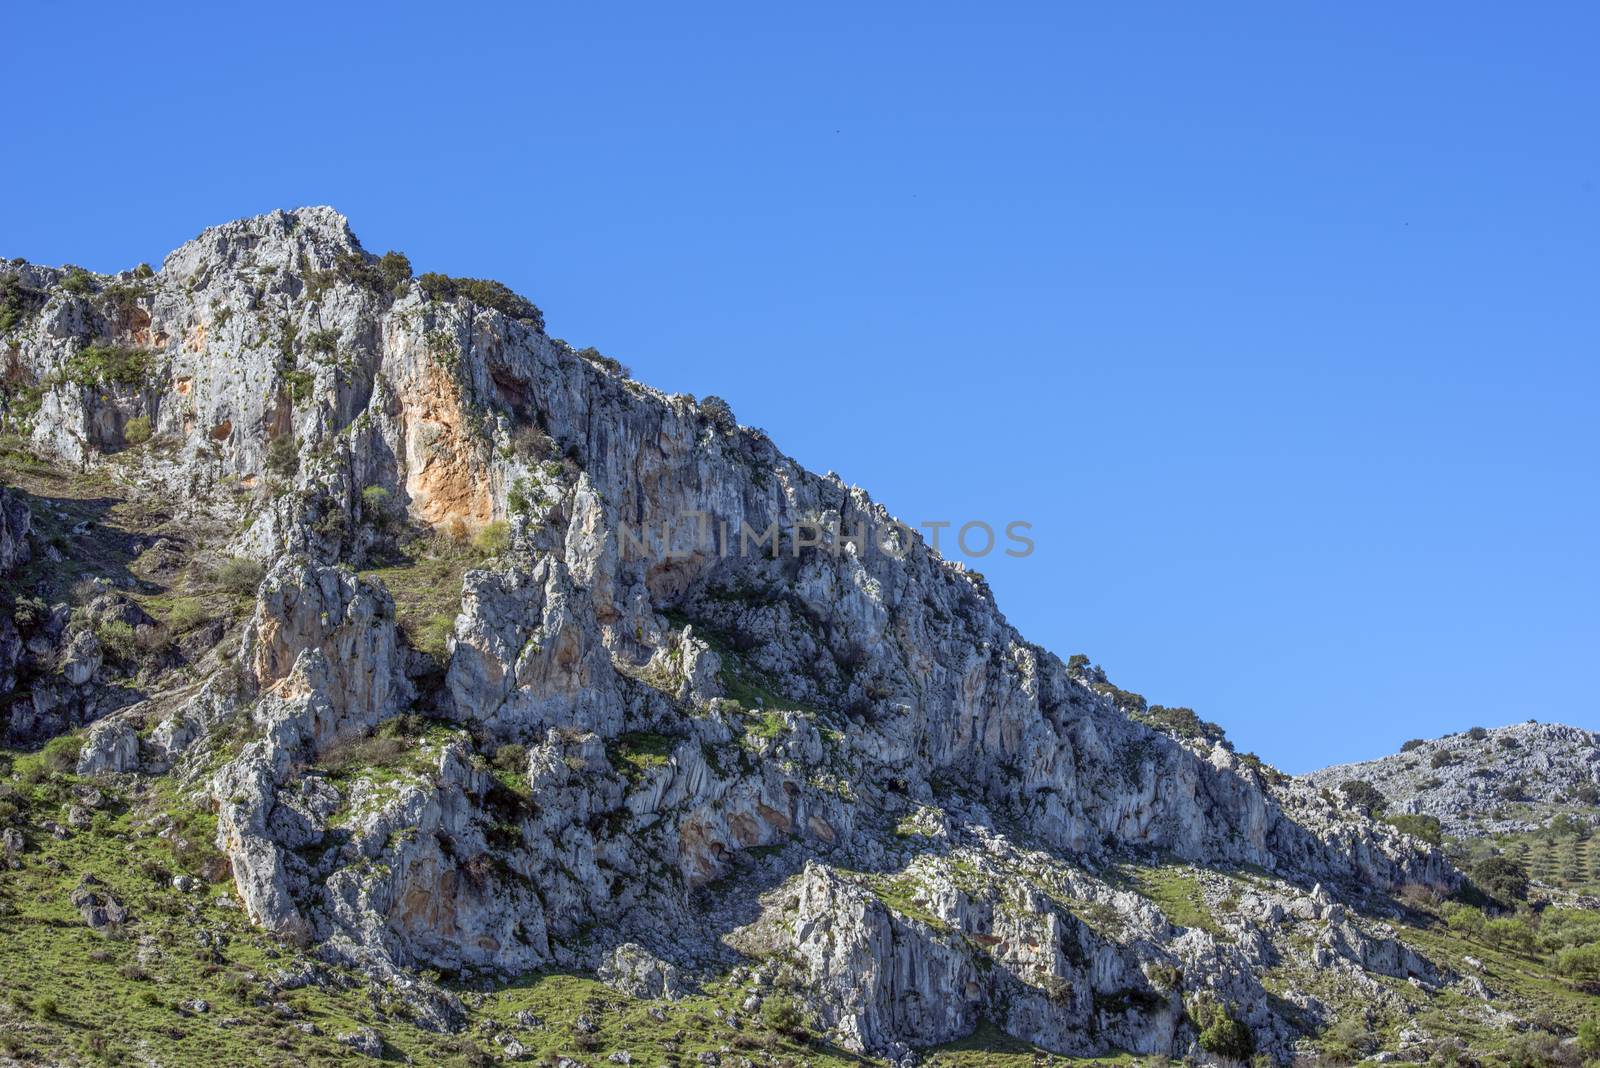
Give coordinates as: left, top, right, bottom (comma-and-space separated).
1306, 722, 1600, 835
0, 487, 32, 696
0, 208, 1476, 1061
0, 487, 28, 575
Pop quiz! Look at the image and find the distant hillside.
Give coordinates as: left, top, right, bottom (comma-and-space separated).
1306, 721, 1600, 838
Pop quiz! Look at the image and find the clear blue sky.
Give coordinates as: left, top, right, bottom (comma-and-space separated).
5, 3, 1596, 772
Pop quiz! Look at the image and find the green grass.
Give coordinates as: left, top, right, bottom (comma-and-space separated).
863, 872, 953, 933
923, 1020, 1138, 1067
470, 971, 870, 1066
1115, 863, 1225, 938
359, 540, 474, 661
608, 731, 677, 783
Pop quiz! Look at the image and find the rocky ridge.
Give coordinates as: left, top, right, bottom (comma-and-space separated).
1306, 722, 1600, 837
0, 208, 1583, 1065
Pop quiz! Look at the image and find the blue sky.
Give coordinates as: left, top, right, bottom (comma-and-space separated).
5, 3, 1596, 772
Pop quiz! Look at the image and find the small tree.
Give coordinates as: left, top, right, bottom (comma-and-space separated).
123, 415, 152, 444
378, 250, 412, 294
701, 395, 735, 432
761, 994, 806, 1038
360, 485, 392, 527
1339, 780, 1386, 815
265, 433, 299, 478
1190, 996, 1253, 1059
1471, 855, 1529, 905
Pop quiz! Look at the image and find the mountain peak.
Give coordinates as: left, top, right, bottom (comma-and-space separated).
1, 213, 1594, 1065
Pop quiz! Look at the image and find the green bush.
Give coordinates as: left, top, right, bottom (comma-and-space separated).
1320, 1016, 1374, 1061
95, 619, 139, 663
701, 394, 736, 431
306, 328, 338, 354
1555, 943, 1600, 983
1191, 996, 1253, 1059
1467, 726, 1489, 740
122, 414, 152, 444
377, 713, 428, 740
0, 273, 46, 333
1400, 738, 1425, 752
1142, 705, 1226, 745
417, 273, 543, 326
60, 268, 95, 296
378, 250, 412, 294
491, 743, 527, 777
1430, 750, 1458, 768
265, 433, 299, 478
507, 477, 542, 517
64, 344, 153, 388
283, 368, 314, 404
1339, 779, 1386, 815
1482, 916, 1536, 954
40, 733, 84, 773
1578, 1017, 1600, 1055
1383, 812, 1443, 845
575, 346, 628, 376
361, 484, 392, 518
1472, 855, 1529, 905
472, 520, 510, 557
214, 557, 265, 595
761, 994, 806, 1038
13, 595, 49, 630
1442, 902, 1486, 936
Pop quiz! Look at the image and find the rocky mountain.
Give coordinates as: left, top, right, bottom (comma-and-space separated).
0, 209, 1596, 1067
1306, 723, 1600, 838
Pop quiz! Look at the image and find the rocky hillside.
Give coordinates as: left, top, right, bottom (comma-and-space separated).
1307, 723, 1600, 837
1, 209, 1597, 1066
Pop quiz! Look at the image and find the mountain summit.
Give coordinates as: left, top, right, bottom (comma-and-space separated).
0, 209, 1594, 1065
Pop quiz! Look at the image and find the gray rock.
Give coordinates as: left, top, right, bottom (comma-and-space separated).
598, 943, 684, 1001
338, 1026, 384, 1058
70, 875, 128, 929
77, 716, 140, 774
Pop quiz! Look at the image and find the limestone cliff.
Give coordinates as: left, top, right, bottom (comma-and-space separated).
1, 209, 1572, 1066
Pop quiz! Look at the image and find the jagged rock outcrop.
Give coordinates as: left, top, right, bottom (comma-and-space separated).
0, 208, 1476, 1060
244, 556, 410, 746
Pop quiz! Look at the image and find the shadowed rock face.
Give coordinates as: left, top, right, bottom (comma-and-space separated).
0, 208, 1469, 1061
0, 487, 28, 576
